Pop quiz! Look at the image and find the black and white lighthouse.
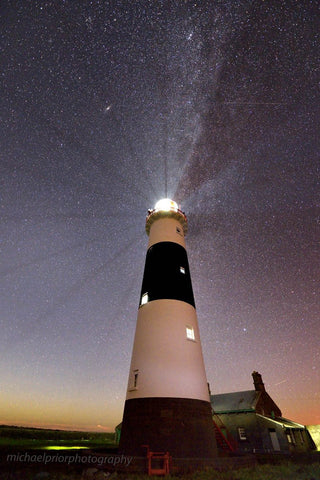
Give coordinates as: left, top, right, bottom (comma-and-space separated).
119, 199, 217, 458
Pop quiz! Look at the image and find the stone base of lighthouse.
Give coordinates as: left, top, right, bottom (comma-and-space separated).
119, 397, 217, 458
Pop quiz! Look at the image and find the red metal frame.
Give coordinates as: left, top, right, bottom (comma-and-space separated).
142, 445, 171, 476
213, 415, 238, 452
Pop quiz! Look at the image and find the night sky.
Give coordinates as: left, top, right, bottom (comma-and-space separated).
1, 1, 319, 432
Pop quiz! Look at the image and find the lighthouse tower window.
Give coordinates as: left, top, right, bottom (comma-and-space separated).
134, 370, 139, 388
141, 292, 148, 306
128, 369, 139, 391
180, 266, 185, 274
186, 325, 195, 341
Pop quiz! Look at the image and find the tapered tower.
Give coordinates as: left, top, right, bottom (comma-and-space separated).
119, 199, 217, 458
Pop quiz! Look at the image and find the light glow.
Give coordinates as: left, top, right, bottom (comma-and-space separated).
154, 198, 178, 212
43, 446, 88, 450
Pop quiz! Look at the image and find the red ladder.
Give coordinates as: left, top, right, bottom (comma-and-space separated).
213, 415, 238, 452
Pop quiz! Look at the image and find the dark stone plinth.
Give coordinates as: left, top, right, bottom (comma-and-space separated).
119, 397, 217, 458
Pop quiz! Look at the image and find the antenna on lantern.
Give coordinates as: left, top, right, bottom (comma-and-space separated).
164, 157, 168, 198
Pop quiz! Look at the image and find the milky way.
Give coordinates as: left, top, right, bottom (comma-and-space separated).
1, 1, 319, 430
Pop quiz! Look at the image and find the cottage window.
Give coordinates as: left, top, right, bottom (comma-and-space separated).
285, 429, 295, 445
186, 325, 195, 341
299, 430, 304, 444
292, 430, 297, 445
238, 427, 247, 440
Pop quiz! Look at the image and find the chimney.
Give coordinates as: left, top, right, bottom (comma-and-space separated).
252, 371, 265, 392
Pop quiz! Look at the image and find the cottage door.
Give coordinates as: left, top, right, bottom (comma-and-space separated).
269, 430, 280, 451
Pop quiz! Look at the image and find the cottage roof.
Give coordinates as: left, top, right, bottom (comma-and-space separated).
257, 414, 305, 429
211, 390, 260, 414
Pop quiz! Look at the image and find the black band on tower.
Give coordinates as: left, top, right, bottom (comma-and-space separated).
139, 241, 195, 308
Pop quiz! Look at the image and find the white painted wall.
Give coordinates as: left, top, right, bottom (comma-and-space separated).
126, 299, 210, 402
148, 217, 186, 248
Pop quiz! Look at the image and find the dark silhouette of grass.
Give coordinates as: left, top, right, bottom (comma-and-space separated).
1, 461, 320, 480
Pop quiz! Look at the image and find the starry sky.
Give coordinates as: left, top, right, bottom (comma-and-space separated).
1, 1, 319, 432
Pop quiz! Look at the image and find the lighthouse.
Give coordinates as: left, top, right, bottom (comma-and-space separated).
119, 199, 217, 459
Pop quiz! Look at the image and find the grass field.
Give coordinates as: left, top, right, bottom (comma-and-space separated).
0, 425, 117, 450
1, 426, 319, 479
1, 462, 320, 480
180, 463, 320, 480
